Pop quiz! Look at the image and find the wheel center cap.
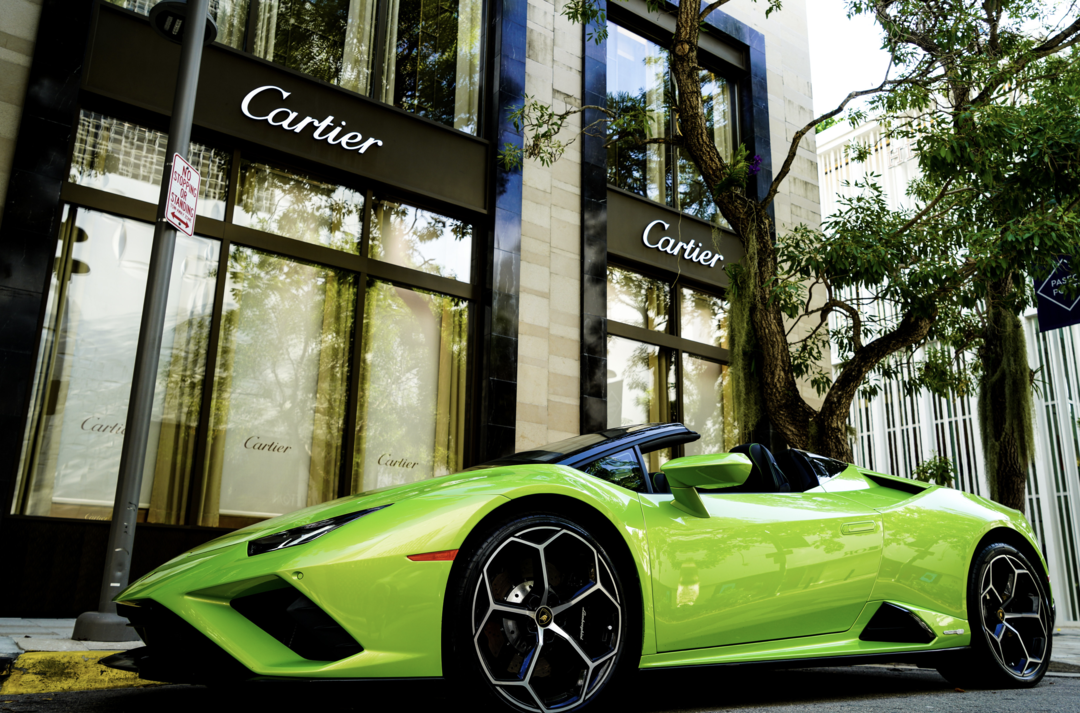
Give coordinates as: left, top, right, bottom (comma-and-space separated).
536, 606, 553, 628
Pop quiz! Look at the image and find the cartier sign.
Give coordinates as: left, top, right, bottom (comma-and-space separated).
241, 85, 384, 155
642, 220, 724, 267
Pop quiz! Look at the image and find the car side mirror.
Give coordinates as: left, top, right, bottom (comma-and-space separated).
660, 453, 753, 518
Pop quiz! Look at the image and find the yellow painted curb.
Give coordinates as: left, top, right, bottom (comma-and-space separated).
0, 651, 161, 694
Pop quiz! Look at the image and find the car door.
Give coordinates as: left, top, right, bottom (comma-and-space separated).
640, 486, 884, 652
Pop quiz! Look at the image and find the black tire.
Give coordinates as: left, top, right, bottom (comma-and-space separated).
444, 512, 638, 712
937, 542, 1053, 688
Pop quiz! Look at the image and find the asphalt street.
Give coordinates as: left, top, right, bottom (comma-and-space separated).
0, 666, 1077, 712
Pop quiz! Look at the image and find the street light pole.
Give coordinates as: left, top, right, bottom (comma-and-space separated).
73, 0, 215, 642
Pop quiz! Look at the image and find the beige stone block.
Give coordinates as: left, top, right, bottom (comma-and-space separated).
550, 355, 578, 377
550, 184, 579, 212
520, 292, 551, 329
553, 27, 580, 53
523, 183, 554, 207
527, 0, 554, 29
523, 198, 551, 229
548, 400, 579, 430
549, 334, 578, 361
518, 363, 550, 406
0, 30, 34, 56
517, 402, 548, 426
520, 332, 549, 356
521, 260, 551, 295
524, 165, 552, 193
0, 47, 30, 68
550, 251, 578, 280
521, 234, 550, 260
553, 46, 581, 70
516, 420, 548, 452
527, 26, 554, 65
520, 321, 550, 340
0, 100, 21, 139
550, 373, 578, 399
1, 1, 43, 42
549, 219, 579, 255
525, 72, 553, 103
550, 273, 579, 315
0, 58, 29, 106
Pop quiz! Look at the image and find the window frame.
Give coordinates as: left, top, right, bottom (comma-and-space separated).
604, 12, 745, 223
605, 258, 730, 460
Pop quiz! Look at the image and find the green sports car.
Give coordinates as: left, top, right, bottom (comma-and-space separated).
105, 423, 1054, 711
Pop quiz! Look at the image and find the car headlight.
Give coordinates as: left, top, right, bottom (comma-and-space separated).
247, 506, 390, 557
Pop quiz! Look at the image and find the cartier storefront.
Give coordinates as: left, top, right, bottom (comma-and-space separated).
0, 0, 770, 615
0, 0, 525, 614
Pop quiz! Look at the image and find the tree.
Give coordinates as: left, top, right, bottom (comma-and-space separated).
504, 0, 1080, 513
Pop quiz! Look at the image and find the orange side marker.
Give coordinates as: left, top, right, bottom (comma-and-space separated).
407, 549, 459, 562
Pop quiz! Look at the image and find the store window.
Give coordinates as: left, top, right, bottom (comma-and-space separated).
108, 0, 484, 135
15, 110, 476, 527
606, 21, 737, 224
13, 208, 220, 521
606, 265, 734, 468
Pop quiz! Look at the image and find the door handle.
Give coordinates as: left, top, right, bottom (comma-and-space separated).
841, 521, 877, 534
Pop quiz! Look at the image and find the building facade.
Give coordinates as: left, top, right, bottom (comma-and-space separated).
818, 119, 1080, 623
0, 0, 820, 615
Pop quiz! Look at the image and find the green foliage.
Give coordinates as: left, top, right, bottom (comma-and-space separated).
911, 453, 957, 487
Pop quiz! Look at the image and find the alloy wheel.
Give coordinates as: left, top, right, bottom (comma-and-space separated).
978, 552, 1050, 678
470, 525, 622, 712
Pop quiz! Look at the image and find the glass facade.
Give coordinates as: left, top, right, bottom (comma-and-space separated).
108, 0, 484, 134
606, 264, 733, 466
606, 21, 737, 224
15, 110, 475, 526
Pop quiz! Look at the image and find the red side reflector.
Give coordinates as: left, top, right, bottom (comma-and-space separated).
407, 549, 458, 562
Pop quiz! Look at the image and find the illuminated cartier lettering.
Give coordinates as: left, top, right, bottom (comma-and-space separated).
641, 219, 723, 267
240, 85, 385, 155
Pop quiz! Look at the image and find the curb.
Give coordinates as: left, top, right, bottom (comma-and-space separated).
0, 650, 159, 695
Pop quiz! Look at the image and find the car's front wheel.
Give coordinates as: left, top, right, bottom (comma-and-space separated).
445, 513, 635, 712
937, 542, 1053, 688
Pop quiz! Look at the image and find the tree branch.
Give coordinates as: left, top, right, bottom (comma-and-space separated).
699, 0, 733, 22
762, 64, 898, 209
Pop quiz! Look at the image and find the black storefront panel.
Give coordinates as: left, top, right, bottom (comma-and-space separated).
84, 4, 490, 215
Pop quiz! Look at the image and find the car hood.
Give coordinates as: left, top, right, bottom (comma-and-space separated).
181, 467, 520, 557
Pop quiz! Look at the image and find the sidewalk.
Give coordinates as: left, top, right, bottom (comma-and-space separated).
0, 618, 148, 695
2, 618, 1078, 695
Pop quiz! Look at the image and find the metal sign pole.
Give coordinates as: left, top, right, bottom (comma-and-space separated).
73, 0, 213, 642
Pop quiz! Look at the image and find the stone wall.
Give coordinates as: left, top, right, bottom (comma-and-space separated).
515, 0, 585, 450
0, 0, 42, 228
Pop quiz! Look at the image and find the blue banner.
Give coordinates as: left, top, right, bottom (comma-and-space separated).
1035, 257, 1080, 333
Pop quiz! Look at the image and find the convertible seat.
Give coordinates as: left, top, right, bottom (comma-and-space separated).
774, 449, 820, 492
728, 444, 790, 493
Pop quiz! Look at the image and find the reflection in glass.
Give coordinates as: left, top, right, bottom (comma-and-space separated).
369, 199, 473, 281
681, 287, 728, 348
606, 23, 670, 205
582, 448, 646, 492
353, 280, 468, 491
106, 0, 250, 50
69, 111, 231, 220
607, 265, 669, 331
682, 354, 734, 455
677, 73, 735, 223
252, 0, 482, 134
607, 335, 675, 429
14, 208, 219, 522
203, 247, 356, 527
386, 0, 484, 133
234, 161, 364, 254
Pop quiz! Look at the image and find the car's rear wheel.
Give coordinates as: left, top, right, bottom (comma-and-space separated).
937, 542, 1052, 688
445, 513, 635, 712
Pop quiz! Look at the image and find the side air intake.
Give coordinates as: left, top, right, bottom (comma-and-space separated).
231, 586, 363, 661
860, 603, 936, 644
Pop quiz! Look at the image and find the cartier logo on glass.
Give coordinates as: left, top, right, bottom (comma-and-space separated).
241, 86, 384, 155
642, 220, 723, 267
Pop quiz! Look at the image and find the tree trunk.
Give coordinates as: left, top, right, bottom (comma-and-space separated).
979, 293, 1034, 514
